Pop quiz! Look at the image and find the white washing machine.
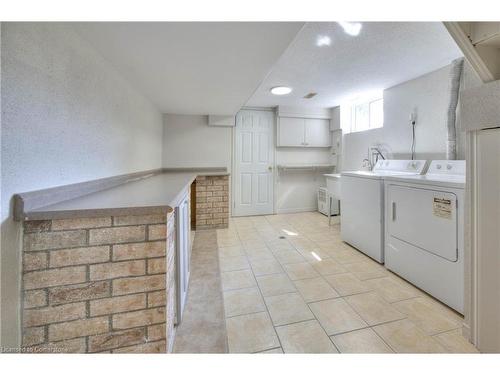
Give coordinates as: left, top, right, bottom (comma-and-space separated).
340, 160, 427, 263
384, 160, 465, 313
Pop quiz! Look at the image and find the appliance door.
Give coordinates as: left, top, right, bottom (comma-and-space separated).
341, 175, 383, 263
476, 128, 500, 352
387, 184, 458, 261
175, 192, 191, 324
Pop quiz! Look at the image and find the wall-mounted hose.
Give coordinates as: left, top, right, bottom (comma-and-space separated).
446, 58, 464, 160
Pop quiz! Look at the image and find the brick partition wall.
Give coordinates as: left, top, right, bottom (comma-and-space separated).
21, 212, 176, 353
195, 175, 229, 230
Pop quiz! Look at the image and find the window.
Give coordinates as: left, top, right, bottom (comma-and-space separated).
341, 93, 383, 134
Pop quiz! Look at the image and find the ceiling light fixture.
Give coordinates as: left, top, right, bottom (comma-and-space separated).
316, 35, 331, 47
270, 86, 292, 96
337, 21, 362, 36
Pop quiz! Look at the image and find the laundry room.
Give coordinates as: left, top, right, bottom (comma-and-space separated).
2, 7, 500, 365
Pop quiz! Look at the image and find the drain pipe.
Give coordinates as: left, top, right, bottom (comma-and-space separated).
446, 58, 464, 160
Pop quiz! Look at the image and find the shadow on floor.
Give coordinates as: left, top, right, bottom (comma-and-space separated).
173, 230, 228, 353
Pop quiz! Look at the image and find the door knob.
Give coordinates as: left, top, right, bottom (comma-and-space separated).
268, 166, 273, 171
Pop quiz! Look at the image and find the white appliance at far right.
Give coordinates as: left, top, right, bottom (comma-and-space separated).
384, 160, 465, 313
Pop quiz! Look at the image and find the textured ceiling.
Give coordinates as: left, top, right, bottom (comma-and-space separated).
246, 22, 463, 108
72, 22, 304, 115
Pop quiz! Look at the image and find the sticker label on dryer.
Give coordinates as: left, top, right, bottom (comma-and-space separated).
433, 197, 452, 219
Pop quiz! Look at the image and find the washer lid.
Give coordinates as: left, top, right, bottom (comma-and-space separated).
324, 173, 341, 179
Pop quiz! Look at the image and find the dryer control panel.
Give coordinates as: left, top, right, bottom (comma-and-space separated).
427, 160, 466, 177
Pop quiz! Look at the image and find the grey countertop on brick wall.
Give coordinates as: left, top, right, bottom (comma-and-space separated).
20, 170, 229, 221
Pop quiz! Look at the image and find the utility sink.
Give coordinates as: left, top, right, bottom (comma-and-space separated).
324, 173, 341, 199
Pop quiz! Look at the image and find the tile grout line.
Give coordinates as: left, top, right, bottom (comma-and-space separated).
225, 213, 361, 353
219, 212, 464, 354
301, 228, 420, 354
260, 215, 338, 353
213, 230, 231, 353
301, 220, 400, 353
275, 215, 344, 353
235, 217, 284, 353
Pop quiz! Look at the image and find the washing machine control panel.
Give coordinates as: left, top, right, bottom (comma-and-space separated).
373, 160, 427, 174
407, 161, 421, 170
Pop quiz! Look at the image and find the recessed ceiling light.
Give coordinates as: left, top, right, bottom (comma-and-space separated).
316, 35, 331, 47
270, 86, 292, 96
337, 21, 362, 36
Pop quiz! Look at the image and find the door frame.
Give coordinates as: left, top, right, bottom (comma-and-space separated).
231, 107, 277, 217
465, 130, 478, 345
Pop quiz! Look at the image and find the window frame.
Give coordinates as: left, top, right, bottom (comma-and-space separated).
341, 94, 384, 134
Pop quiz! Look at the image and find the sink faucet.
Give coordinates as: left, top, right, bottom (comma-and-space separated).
364, 147, 386, 170
362, 158, 372, 170
363, 147, 387, 171
371, 147, 386, 161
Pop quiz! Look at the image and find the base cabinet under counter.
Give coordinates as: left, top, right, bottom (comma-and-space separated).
174, 189, 191, 325
15, 171, 228, 353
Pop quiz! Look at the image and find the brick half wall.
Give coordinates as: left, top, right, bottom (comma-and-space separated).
21, 212, 176, 353
195, 175, 229, 230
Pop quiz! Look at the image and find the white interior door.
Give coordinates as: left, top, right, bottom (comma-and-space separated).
234, 110, 274, 216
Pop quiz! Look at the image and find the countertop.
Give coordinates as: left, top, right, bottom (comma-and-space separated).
21, 170, 229, 221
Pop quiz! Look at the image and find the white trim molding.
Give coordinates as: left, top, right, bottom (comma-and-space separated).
443, 22, 496, 83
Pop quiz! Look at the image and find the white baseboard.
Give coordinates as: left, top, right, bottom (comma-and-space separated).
276, 207, 318, 214
462, 322, 472, 342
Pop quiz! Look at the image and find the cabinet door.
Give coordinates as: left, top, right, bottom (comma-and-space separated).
278, 117, 305, 146
471, 22, 500, 44
304, 118, 331, 147
476, 128, 500, 352
175, 193, 191, 323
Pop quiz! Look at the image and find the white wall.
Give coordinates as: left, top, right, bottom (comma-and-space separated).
1, 23, 163, 348
276, 148, 332, 213
162, 114, 232, 170
342, 64, 466, 171
275, 107, 334, 213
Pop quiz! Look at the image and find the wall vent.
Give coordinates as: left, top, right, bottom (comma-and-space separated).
304, 92, 317, 99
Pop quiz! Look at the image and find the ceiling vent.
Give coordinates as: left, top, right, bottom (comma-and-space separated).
304, 92, 317, 99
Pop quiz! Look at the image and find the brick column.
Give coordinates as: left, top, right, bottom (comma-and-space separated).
195, 175, 229, 230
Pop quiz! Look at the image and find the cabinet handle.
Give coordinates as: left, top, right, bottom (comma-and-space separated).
392, 202, 396, 221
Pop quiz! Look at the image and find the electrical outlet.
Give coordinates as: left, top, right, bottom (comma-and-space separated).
409, 110, 417, 124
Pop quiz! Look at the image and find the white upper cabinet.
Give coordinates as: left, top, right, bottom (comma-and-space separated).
277, 117, 305, 146
277, 117, 331, 147
471, 22, 500, 46
305, 118, 331, 147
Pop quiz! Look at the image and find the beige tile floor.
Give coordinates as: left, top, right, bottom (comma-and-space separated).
216, 212, 479, 354
174, 230, 227, 353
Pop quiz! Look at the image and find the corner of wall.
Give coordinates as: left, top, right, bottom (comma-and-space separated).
161, 113, 168, 168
